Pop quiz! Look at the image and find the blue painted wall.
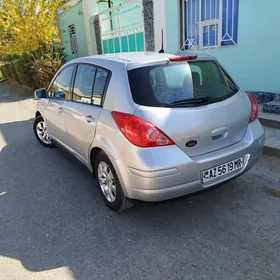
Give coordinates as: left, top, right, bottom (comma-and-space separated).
165, 0, 280, 93
59, 2, 89, 61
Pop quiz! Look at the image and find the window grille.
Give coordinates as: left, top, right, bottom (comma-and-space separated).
69, 24, 79, 54
182, 0, 239, 50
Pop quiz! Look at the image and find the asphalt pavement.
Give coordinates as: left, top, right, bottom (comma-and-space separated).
0, 82, 280, 280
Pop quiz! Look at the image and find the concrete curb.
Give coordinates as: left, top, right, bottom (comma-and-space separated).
259, 117, 280, 130
263, 146, 280, 159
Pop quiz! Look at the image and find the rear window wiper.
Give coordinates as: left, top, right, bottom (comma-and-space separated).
165, 96, 212, 107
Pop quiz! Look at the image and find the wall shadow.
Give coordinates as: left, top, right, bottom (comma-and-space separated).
0, 82, 33, 104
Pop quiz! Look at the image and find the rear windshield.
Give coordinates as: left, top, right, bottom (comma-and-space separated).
128, 60, 239, 107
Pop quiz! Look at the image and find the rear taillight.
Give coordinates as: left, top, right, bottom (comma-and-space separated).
111, 111, 174, 148
247, 93, 258, 123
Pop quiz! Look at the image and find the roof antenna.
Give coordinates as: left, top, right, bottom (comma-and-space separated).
159, 29, 165, 53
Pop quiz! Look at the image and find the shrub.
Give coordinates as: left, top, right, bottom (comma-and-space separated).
0, 55, 21, 84
31, 46, 66, 89
0, 64, 11, 82
0, 68, 4, 82
14, 55, 38, 88
0, 45, 66, 89
7, 64, 21, 84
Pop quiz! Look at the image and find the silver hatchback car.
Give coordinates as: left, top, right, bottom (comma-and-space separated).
33, 52, 265, 211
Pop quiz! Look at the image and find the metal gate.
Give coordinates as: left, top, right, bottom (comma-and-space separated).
98, 0, 145, 54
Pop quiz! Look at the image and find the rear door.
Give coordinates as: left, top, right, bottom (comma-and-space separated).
44, 65, 75, 143
129, 59, 251, 157
64, 64, 110, 162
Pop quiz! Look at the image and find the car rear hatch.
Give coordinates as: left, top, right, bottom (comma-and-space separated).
128, 57, 251, 157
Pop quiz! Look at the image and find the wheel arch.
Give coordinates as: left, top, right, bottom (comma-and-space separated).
90, 147, 103, 176
89, 144, 128, 197
35, 111, 42, 118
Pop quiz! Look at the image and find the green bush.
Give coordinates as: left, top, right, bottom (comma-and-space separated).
0, 64, 11, 82
9, 63, 22, 84
0, 55, 17, 83
0, 62, 21, 84
0, 45, 66, 89
32, 57, 64, 89
14, 55, 38, 88
31, 46, 66, 89
0, 69, 4, 82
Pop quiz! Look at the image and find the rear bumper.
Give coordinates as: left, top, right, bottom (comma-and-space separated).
116, 120, 265, 202
127, 152, 262, 202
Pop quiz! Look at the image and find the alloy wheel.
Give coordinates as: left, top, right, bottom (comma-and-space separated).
97, 161, 117, 203
36, 121, 52, 145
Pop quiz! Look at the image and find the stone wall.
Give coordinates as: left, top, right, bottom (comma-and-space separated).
93, 15, 102, 55
142, 0, 155, 52
250, 92, 280, 104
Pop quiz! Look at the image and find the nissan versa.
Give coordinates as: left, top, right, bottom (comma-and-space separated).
33, 52, 265, 211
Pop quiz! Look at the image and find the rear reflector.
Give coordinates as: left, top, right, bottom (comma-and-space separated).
247, 93, 258, 123
111, 111, 174, 148
169, 56, 197, 62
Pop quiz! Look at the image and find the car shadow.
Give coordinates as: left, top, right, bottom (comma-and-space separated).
1, 119, 279, 280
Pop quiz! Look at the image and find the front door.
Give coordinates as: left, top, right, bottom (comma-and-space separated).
64, 64, 109, 162
44, 65, 75, 143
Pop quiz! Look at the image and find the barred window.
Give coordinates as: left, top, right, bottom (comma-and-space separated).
182, 0, 239, 50
69, 24, 79, 54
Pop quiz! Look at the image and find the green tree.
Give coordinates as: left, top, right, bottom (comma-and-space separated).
0, 0, 66, 55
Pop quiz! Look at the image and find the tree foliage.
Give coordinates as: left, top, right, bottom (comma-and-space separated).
0, 0, 66, 55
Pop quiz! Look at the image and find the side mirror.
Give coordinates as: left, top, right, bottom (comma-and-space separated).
34, 88, 47, 99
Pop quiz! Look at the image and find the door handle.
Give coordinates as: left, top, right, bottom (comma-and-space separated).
85, 115, 95, 123
58, 107, 64, 113
212, 132, 228, 141
211, 126, 228, 141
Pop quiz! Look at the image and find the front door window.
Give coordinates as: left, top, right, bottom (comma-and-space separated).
49, 66, 75, 100
44, 65, 75, 142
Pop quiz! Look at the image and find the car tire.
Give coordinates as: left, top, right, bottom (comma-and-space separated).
95, 151, 133, 212
33, 116, 54, 148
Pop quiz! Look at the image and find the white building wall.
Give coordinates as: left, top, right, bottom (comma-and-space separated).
82, 0, 99, 55
153, 0, 166, 52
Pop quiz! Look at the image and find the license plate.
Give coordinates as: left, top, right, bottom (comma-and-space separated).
202, 157, 243, 184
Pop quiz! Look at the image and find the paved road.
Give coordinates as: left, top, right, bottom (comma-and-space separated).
1, 82, 280, 280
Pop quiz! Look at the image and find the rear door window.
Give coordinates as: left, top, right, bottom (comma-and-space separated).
128, 60, 239, 107
73, 65, 96, 104
92, 68, 109, 106
70, 64, 110, 106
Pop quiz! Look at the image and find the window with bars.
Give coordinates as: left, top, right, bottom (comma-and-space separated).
182, 0, 239, 50
68, 24, 79, 54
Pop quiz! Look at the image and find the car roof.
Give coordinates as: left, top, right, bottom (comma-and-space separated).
67, 52, 215, 70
